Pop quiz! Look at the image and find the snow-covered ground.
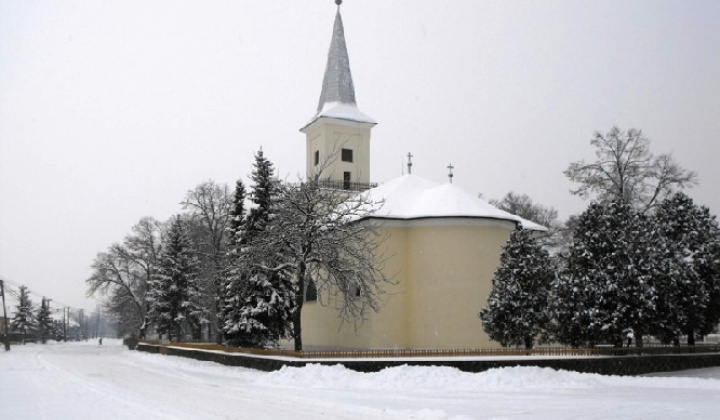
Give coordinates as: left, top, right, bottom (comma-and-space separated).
2, 340, 719, 419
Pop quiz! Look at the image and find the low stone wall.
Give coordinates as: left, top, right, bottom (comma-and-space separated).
136, 343, 720, 375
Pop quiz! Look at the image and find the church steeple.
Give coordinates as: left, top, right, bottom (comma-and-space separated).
303, 2, 375, 127
317, 7, 356, 112
301, 2, 376, 191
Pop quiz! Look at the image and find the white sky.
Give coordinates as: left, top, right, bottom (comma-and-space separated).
1, 0, 719, 311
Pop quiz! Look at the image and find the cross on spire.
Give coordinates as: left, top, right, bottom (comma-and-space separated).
407, 152, 413, 175
447, 164, 454, 183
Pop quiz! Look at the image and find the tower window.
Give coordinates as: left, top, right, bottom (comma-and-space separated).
343, 171, 351, 190
341, 148, 353, 163
314, 150, 319, 166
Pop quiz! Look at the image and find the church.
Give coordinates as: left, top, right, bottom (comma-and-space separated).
298, 3, 544, 350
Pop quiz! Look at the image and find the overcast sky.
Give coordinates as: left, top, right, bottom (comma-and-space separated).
1, 0, 719, 311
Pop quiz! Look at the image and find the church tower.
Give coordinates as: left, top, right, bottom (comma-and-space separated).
300, 1, 376, 191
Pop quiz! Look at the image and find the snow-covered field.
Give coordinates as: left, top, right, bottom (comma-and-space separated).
2, 340, 719, 419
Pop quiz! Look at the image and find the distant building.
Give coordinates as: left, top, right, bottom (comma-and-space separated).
298, 5, 544, 350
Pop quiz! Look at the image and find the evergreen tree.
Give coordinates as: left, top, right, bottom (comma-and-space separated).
245, 149, 277, 239
228, 179, 247, 249
148, 216, 202, 341
36, 298, 54, 344
222, 179, 251, 345
479, 228, 553, 349
553, 201, 657, 347
653, 192, 720, 345
225, 270, 293, 348
10, 285, 36, 344
223, 150, 294, 347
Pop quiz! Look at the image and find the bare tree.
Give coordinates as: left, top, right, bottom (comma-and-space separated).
181, 180, 232, 343
490, 192, 558, 228
244, 158, 392, 351
490, 192, 562, 251
564, 127, 697, 212
86, 217, 162, 338
87, 245, 146, 336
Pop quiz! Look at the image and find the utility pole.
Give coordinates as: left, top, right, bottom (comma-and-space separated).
96, 307, 101, 339
79, 309, 85, 340
45, 298, 52, 343
1, 280, 10, 351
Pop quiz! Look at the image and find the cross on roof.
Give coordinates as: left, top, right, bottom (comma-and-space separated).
447, 164, 454, 183
407, 152, 413, 175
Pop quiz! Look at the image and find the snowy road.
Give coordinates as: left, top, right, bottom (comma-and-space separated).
2, 340, 720, 419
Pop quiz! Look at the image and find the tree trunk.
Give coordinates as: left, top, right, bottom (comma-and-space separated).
635, 333, 643, 348
293, 264, 306, 351
139, 317, 147, 339
215, 300, 223, 345
687, 330, 696, 346
524, 335, 534, 350
292, 301, 303, 351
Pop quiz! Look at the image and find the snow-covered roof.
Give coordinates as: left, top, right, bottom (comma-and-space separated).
359, 175, 547, 231
306, 101, 376, 127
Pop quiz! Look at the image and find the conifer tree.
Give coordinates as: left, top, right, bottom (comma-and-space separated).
480, 228, 553, 349
11, 285, 36, 344
222, 179, 251, 345
653, 192, 720, 345
553, 201, 657, 347
226, 270, 293, 348
228, 180, 247, 249
148, 216, 202, 341
228, 150, 294, 347
36, 298, 54, 344
245, 149, 276, 239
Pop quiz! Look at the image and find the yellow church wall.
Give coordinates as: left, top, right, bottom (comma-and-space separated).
300, 218, 514, 350
403, 220, 512, 349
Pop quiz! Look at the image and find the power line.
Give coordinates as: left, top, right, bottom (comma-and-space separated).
0, 274, 89, 314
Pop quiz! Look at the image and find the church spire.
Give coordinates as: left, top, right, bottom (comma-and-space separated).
301, 1, 375, 130
317, 5, 356, 112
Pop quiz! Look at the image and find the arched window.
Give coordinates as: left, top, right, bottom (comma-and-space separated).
305, 279, 318, 302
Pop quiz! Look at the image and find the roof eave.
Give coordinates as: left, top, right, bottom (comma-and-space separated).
300, 115, 377, 133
